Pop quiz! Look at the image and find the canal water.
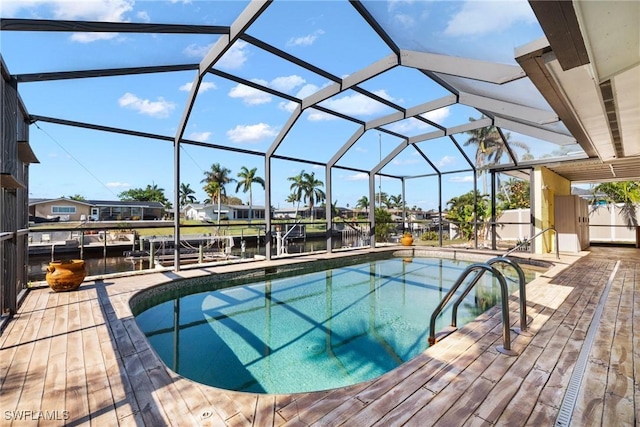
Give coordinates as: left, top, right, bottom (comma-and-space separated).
28, 236, 364, 281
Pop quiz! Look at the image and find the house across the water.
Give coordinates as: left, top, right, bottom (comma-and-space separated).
29, 198, 165, 222
183, 203, 267, 221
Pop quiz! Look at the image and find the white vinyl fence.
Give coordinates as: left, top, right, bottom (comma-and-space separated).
490, 203, 638, 244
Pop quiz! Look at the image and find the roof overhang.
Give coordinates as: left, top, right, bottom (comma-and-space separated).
517, 0, 640, 182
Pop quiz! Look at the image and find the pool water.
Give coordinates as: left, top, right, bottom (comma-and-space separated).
134, 257, 535, 394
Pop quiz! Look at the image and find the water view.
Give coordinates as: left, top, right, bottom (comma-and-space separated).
28, 237, 353, 281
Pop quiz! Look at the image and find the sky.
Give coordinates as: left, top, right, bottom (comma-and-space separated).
1, 0, 582, 211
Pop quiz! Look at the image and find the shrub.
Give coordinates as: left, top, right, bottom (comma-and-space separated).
374, 208, 394, 242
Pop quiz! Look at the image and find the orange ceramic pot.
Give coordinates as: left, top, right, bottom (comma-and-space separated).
401, 235, 413, 246
46, 259, 87, 292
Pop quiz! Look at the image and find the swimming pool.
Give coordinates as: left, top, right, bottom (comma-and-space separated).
134, 255, 537, 394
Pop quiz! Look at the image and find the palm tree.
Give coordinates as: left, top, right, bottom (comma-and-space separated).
235, 166, 265, 222
375, 191, 389, 208
285, 193, 298, 207
201, 163, 236, 223
592, 181, 640, 228
464, 118, 530, 194
203, 181, 220, 205
389, 194, 402, 210
301, 171, 326, 220
287, 170, 306, 218
355, 195, 369, 214
179, 183, 197, 208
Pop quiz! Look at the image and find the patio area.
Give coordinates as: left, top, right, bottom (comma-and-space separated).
1, 245, 637, 426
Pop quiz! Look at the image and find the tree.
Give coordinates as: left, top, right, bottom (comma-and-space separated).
67, 194, 86, 201
285, 193, 298, 208
225, 196, 243, 205
179, 183, 197, 208
591, 181, 640, 228
235, 166, 265, 222
301, 171, 326, 220
118, 182, 170, 207
498, 178, 530, 210
446, 190, 490, 240
203, 181, 220, 205
389, 194, 403, 210
287, 170, 306, 218
374, 207, 394, 242
464, 117, 529, 193
201, 163, 236, 223
355, 195, 369, 213
320, 200, 340, 218
375, 191, 389, 208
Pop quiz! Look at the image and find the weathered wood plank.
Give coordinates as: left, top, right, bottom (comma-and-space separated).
103, 354, 144, 425
40, 344, 67, 423
417, 351, 499, 426
65, 362, 91, 425
121, 349, 169, 426
495, 367, 550, 425
253, 394, 276, 427
0, 249, 636, 427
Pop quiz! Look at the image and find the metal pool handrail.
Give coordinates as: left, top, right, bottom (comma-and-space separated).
449, 257, 529, 334
487, 257, 529, 334
428, 262, 517, 356
502, 225, 559, 260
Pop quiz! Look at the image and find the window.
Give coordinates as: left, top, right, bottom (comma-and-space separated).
52, 206, 76, 214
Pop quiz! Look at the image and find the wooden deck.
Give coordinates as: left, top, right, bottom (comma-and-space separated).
1, 246, 638, 426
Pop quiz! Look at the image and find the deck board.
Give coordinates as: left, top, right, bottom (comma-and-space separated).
1, 246, 638, 426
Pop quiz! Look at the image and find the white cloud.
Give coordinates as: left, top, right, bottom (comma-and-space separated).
228, 81, 272, 105
307, 110, 336, 121
286, 30, 325, 47
298, 83, 325, 98
392, 157, 420, 166
70, 32, 120, 43
106, 181, 130, 189
218, 40, 249, 70
182, 40, 249, 70
270, 75, 306, 92
383, 107, 450, 133
188, 131, 211, 142
394, 14, 416, 28
444, 0, 536, 37
183, 43, 211, 58
422, 106, 451, 124
118, 92, 175, 118
279, 100, 299, 113
449, 175, 474, 183
386, 117, 431, 134
7, 0, 135, 42
387, 0, 416, 13
345, 172, 369, 181
226, 123, 278, 143
53, 0, 133, 21
372, 89, 402, 104
136, 11, 150, 22
320, 92, 393, 117
179, 81, 216, 93
438, 155, 456, 167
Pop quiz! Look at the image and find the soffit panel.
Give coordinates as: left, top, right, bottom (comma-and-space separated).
543, 56, 615, 160
542, 157, 640, 183
574, 0, 640, 82
614, 65, 640, 157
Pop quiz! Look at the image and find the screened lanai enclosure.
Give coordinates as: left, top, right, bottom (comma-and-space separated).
2, 1, 639, 322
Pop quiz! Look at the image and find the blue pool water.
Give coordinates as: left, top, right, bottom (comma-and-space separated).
134, 256, 535, 394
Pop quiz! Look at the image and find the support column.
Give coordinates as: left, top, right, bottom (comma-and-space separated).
325, 165, 332, 253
